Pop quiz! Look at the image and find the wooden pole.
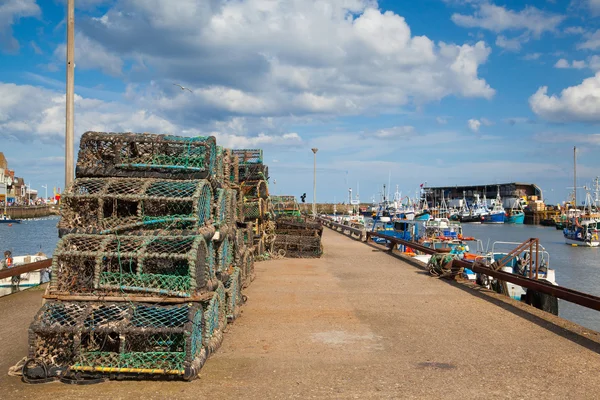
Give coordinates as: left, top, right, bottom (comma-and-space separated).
65, 0, 75, 188
574, 146, 577, 209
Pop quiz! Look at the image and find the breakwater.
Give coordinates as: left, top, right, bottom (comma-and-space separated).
4, 205, 58, 219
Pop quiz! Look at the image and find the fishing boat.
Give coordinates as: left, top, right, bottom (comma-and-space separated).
474, 241, 557, 304
0, 215, 21, 224
0, 252, 49, 287
482, 186, 505, 224
563, 146, 600, 246
506, 199, 525, 224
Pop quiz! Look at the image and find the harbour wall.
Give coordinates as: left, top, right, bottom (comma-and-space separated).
3, 205, 59, 219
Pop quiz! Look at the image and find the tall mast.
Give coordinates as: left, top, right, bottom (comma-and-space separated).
574, 146, 577, 209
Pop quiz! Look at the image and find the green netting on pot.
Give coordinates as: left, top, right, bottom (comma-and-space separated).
230, 154, 239, 184
240, 250, 255, 286
243, 222, 254, 246
241, 180, 268, 199
216, 237, 232, 273
272, 234, 323, 258
207, 240, 216, 281
229, 189, 238, 224
223, 149, 232, 184
238, 163, 268, 182
243, 198, 264, 220
225, 267, 242, 321
214, 188, 227, 227
202, 284, 226, 354
214, 146, 224, 181
58, 177, 212, 235
231, 149, 263, 165
76, 132, 216, 180
51, 234, 214, 297
27, 301, 207, 379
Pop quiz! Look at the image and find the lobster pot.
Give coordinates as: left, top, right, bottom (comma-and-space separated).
58, 178, 212, 236
276, 218, 323, 236
230, 155, 239, 185
223, 149, 232, 185
272, 234, 323, 258
27, 301, 207, 380
271, 195, 298, 211
214, 188, 228, 227
241, 180, 269, 199
236, 189, 245, 223
243, 198, 265, 220
228, 189, 239, 224
214, 146, 225, 182
225, 267, 243, 321
216, 237, 233, 273
51, 234, 215, 298
238, 164, 268, 182
232, 149, 263, 165
201, 284, 227, 354
76, 132, 216, 180
240, 249, 255, 287
243, 222, 254, 246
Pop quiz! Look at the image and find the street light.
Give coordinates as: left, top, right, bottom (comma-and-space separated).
311, 148, 318, 217
41, 184, 48, 202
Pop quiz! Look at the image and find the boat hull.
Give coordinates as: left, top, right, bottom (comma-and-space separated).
482, 212, 505, 224
564, 237, 600, 247
505, 212, 525, 224
0, 219, 21, 224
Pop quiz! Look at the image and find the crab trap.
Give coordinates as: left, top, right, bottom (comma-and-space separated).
238, 163, 268, 182
76, 132, 217, 180
272, 234, 323, 258
243, 198, 265, 220
231, 149, 263, 165
50, 234, 217, 298
58, 178, 212, 236
25, 296, 226, 382
241, 180, 269, 199
224, 267, 243, 321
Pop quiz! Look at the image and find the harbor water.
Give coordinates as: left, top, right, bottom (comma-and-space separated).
0, 217, 60, 297
462, 223, 600, 332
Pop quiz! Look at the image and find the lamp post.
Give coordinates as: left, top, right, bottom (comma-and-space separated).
311, 148, 318, 218
65, 0, 75, 188
41, 184, 48, 203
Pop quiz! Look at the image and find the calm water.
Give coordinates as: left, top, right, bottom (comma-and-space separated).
462, 223, 600, 332
0, 217, 60, 297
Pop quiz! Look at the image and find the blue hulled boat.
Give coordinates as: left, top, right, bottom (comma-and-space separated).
482, 187, 505, 224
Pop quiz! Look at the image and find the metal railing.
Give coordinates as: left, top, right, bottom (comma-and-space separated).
0, 258, 52, 280
321, 217, 600, 313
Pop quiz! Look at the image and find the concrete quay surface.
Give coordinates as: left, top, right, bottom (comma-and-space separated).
3, 229, 600, 399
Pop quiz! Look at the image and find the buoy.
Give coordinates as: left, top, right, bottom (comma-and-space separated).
7, 223, 12, 227
572, 244, 577, 247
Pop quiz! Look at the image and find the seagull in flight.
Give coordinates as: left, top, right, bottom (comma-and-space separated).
173, 83, 193, 93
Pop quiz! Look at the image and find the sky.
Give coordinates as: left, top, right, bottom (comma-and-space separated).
1, 0, 600, 205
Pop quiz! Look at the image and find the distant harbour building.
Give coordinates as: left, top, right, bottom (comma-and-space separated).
424, 183, 543, 209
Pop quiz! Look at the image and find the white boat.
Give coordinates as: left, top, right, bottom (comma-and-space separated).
0, 253, 49, 287
478, 241, 557, 302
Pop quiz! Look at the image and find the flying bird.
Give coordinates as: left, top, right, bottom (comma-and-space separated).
173, 83, 192, 93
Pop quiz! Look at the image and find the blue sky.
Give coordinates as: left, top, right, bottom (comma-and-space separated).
2, 0, 600, 204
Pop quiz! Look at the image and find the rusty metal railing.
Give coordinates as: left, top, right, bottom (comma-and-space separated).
320, 218, 600, 313
0, 258, 52, 280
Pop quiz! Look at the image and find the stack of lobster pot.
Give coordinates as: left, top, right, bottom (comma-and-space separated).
22, 132, 254, 383
231, 149, 274, 257
272, 202, 324, 258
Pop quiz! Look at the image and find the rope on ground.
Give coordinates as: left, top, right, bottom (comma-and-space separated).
8, 357, 26, 377
428, 254, 462, 279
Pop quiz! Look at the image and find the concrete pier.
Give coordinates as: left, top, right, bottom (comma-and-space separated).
3, 229, 600, 399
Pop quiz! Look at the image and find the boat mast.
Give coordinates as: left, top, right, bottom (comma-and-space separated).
574, 146, 577, 210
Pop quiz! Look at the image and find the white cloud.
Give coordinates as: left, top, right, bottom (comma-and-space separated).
0, 0, 40, 53
564, 26, 585, 35
529, 73, 600, 122
588, 0, 600, 15
554, 58, 570, 68
578, 30, 600, 50
468, 119, 481, 132
63, 0, 494, 123
436, 116, 448, 124
554, 58, 591, 70
367, 125, 416, 139
523, 53, 542, 60
451, 3, 564, 36
495, 35, 525, 51
0, 81, 303, 148
53, 32, 123, 77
